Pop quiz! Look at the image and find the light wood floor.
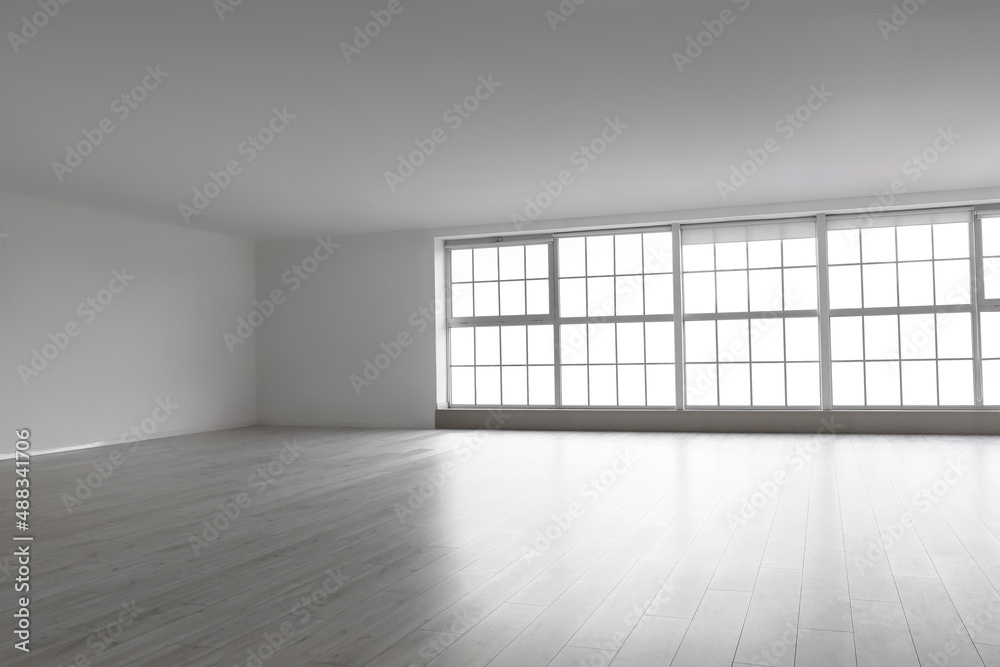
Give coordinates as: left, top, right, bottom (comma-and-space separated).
5, 427, 1000, 666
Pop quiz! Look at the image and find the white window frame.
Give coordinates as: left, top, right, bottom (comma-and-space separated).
443, 206, 1000, 412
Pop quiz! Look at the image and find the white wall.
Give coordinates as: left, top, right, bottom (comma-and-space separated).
256, 231, 439, 429
0, 192, 256, 455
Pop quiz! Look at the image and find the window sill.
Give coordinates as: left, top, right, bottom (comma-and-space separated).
435, 408, 999, 435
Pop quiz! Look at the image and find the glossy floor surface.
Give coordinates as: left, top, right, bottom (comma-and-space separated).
4, 427, 1000, 666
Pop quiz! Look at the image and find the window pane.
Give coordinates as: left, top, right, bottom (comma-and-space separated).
899, 314, 936, 360
752, 363, 785, 406
452, 283, 473, 318
643, 232, 673, 273
501, 366, 527, 405
901, 361, 937, 406
748, 240, 782, 269
751, 317, 784, 362
718, 363, 750, 406
785, 318, 819, 362
616, 276, 644, 316
526, 279, 549, 315
832, 362, 865, 405
476, 326, 500, 365
476, 366, 501, 404
617, 323, 645, 364
686, 364, 718, 406
862, 264, 898, 308
451, 249, 473, 283
645, 274, 674, 314
501, 326, 527, 365
451, 367, 475, 404
561, 324, 588, 364
587, 236, 615, 276
984, 360, 1000, 405
718, 320, 751, 363
897, 225, 933, 261
986, 257, 1000, 300
933, 223, 969, 259
590, 366, 617, 405
828, 265, 862, 309
683, 244, 714, 272
684, 273, 715, 314
934, 259, 970, 305
717, 271, 749, 313
864, 315, 899, 360
749, 269, 783, 311
716, 242, 748, 270
862, 227, 896, 263
588, 277, 615, 317
528, 366, 555, 405
983, 218, 1000, 255
589, 323, 616, 364
559, 237, 586, 277
561, 366, 588, 405
982, 313, 1000, 358
783, 238, 816, 267
474, 282, 499, 316
646, 322, 675, 363
618, 365, 646, 406
559, 278, 586, 317
865, 361, 901, 406
499, 246, 525, 280
615, 234, 643, 274
831, 317, 864, 361
450, 327, 475, 366
647, 365, 675, 406
499, 281, 526, 316
828, 229, 861, 265
527, 325, 554, 365
898, 262, 935, 307
786, 363, 820, 406
938, 360, 973, 406
784, 267, 817, 311
473, 247, 498, 281
686, 321, 717, 362
525, 244, 549, 279
936, 313, 972, 359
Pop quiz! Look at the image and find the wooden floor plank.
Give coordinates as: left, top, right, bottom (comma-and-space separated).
1, 427, 999, 666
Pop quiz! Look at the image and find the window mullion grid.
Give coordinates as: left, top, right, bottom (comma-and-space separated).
445, 250, 454, 407
859, 257, 868, 406
551, 240, 562, 408
612, 236, 619, 407
713, 243, 721, 406
584, 239, 591, 406
894, 228, 905, 406
929, 223, 940, 407
673, 226, 685, 409
971, 214, 985, 406
641, 235, 649, 408
780, 240, 788, 407
817, 214, 834, 410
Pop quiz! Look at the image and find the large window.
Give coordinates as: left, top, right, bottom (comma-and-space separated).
557, 231, 676, 407
980, 214, 1000, 405
681, 220, 819, 407
444, 207, 998, 411
827, 210, 975, 407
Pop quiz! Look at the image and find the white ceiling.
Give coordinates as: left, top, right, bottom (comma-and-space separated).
1, 0, 998, 239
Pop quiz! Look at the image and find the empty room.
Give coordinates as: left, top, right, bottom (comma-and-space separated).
3, 1, 1000, 666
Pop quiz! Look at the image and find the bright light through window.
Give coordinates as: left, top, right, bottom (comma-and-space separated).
445, 208, 993, 411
